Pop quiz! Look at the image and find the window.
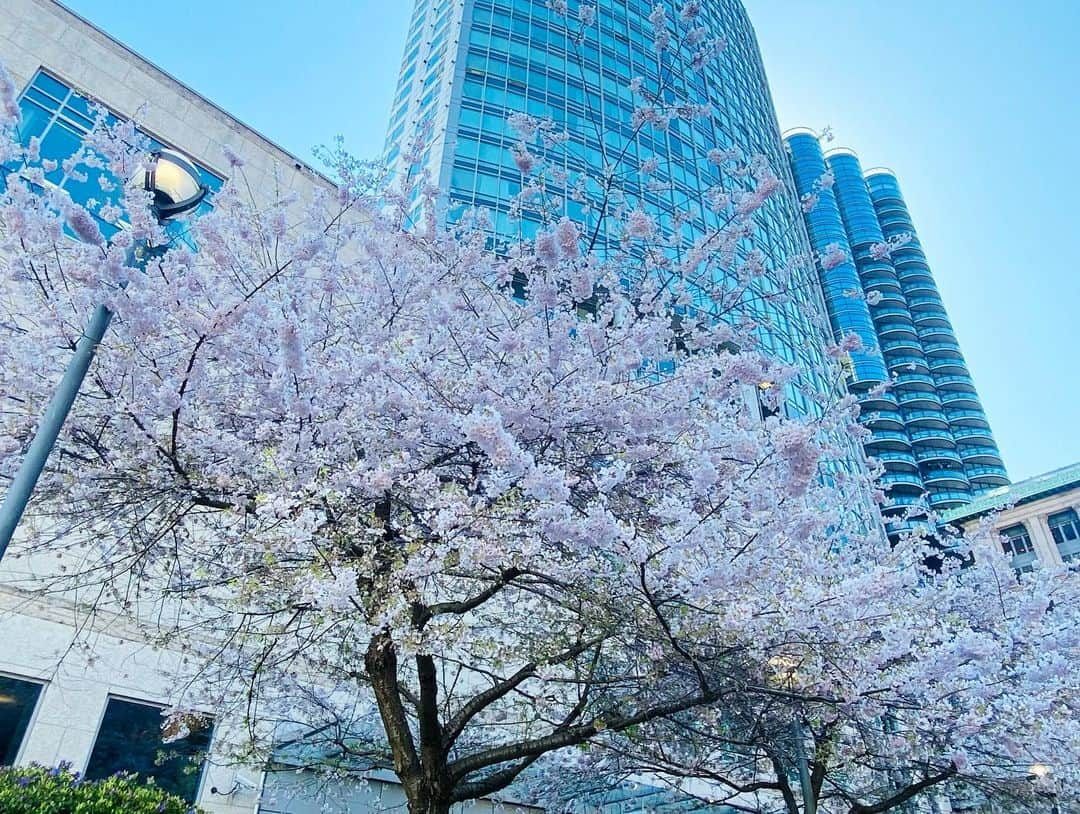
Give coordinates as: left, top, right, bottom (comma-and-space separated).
85, 697, 213, 804
1047, 510, 1080, 562
13, 70, 223, 242
1000, 524, 1037, 573
0, 674, 44, 765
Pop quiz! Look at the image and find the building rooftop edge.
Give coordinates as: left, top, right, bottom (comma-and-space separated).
863, 166, 896, 178
941, 461, 1080, 523
47, 0, 334, 186
782, 126, 819, 139
823, 147, 859, 160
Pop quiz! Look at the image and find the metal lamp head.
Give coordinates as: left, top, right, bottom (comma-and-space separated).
140, 149, 208, 221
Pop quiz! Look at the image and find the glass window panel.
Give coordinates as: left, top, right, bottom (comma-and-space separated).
31, 71, 69, 102
16, 100, 55, 142
85, 697, 213, 804
0, 675, 44, 765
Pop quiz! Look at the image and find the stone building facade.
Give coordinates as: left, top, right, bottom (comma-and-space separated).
0, 2, 327, 812
943, 463, 1080, 572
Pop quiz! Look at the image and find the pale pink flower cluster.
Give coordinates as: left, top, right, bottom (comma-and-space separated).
511, 146, 536, 175
221, 143, 245, 169
870, 232, 913, 260
819, 242, 849, 270
61, 198, 104, 247
0, 64, 19, 128
507, 112, 540, 140
625, 208, 656, 238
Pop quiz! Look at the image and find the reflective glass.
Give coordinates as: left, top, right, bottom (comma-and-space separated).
385, 0, 838, 416
85, 697, 212, 804
0, 675, 43, 766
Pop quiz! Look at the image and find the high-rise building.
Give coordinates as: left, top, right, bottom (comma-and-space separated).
786, 130, 1009, 530
384, 0, 839, 417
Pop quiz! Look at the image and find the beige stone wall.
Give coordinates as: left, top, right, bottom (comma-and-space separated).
958, 486, 1080, 569
0, 0, 332, 204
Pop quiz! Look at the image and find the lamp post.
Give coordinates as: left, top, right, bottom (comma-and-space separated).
0, 149, 207, 561
767, 654, 817, 814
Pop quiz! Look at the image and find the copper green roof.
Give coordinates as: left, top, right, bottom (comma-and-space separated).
942, 462, 1080, 523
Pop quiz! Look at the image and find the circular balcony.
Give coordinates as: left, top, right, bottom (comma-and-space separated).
957, 445, 1004, 465
923, 340, 963, 357
967, 462, 1006, 481
917, 325, 956, 343
882, 471, 925, 491
865, 429, 913, 450
883, 494, 925, 511
898, 390, 943, 409
864, 289, 907, 306
870, 306, 913, 321
889, 245, 927, 262
916, 447, 963, 465
895, 267, 933, 285
909, 427, 956, 446
901, 280, 940, 298
878, 321, 919, 340
882, 338, 923, 355
922, 467, 970, 489
940, 391, 981, 410
875, 450, 920, 471
903, 408, 949, 429
933, 373, 975, 390
912, 309, 951, 328
861, 270, 903, 289
929, 356, 968, 375
866, 288, 907, 308
863, 409, 906, 431
893, 371, 936, 390
906, 295, 944, 310
887, 355, 929, 372
946, 407, 990, 427
860, 389, 899, 411
928, 489, 973, 510
952, 426, 996, 444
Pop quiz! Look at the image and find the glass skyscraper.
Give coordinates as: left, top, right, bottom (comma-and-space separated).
384, 0, 838, 415
786, 130, 1008, 529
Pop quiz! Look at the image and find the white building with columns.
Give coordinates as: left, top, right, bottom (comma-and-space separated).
942, 462, 1080, 573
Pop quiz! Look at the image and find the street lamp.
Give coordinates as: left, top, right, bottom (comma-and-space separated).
0, 150, 208, 560
1029, 764, 1059, 814
143, 149, 208, 221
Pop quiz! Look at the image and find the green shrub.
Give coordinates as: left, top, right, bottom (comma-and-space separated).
0, 763, 202, 813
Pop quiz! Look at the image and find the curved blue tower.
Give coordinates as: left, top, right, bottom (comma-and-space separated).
385, 0, 838, 415
786, 132, 886, 386
865, 170, 1008, 497
787, 131, 1008, 528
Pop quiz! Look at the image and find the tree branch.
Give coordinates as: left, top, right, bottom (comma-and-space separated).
448, 687, 720, 782
849, 764, 958, 814
441, 634, 607, 751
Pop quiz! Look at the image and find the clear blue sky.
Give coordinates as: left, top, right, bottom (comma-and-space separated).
59, 0, 1080, 481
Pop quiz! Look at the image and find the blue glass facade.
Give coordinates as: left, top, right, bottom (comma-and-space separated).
385, 0, 838, 415
786, 131, 1008, 525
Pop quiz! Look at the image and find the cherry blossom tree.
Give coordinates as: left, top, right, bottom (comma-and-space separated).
1, 5, 1077, 814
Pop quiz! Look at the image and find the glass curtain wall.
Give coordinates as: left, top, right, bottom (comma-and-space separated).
385, 0, 840, 416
